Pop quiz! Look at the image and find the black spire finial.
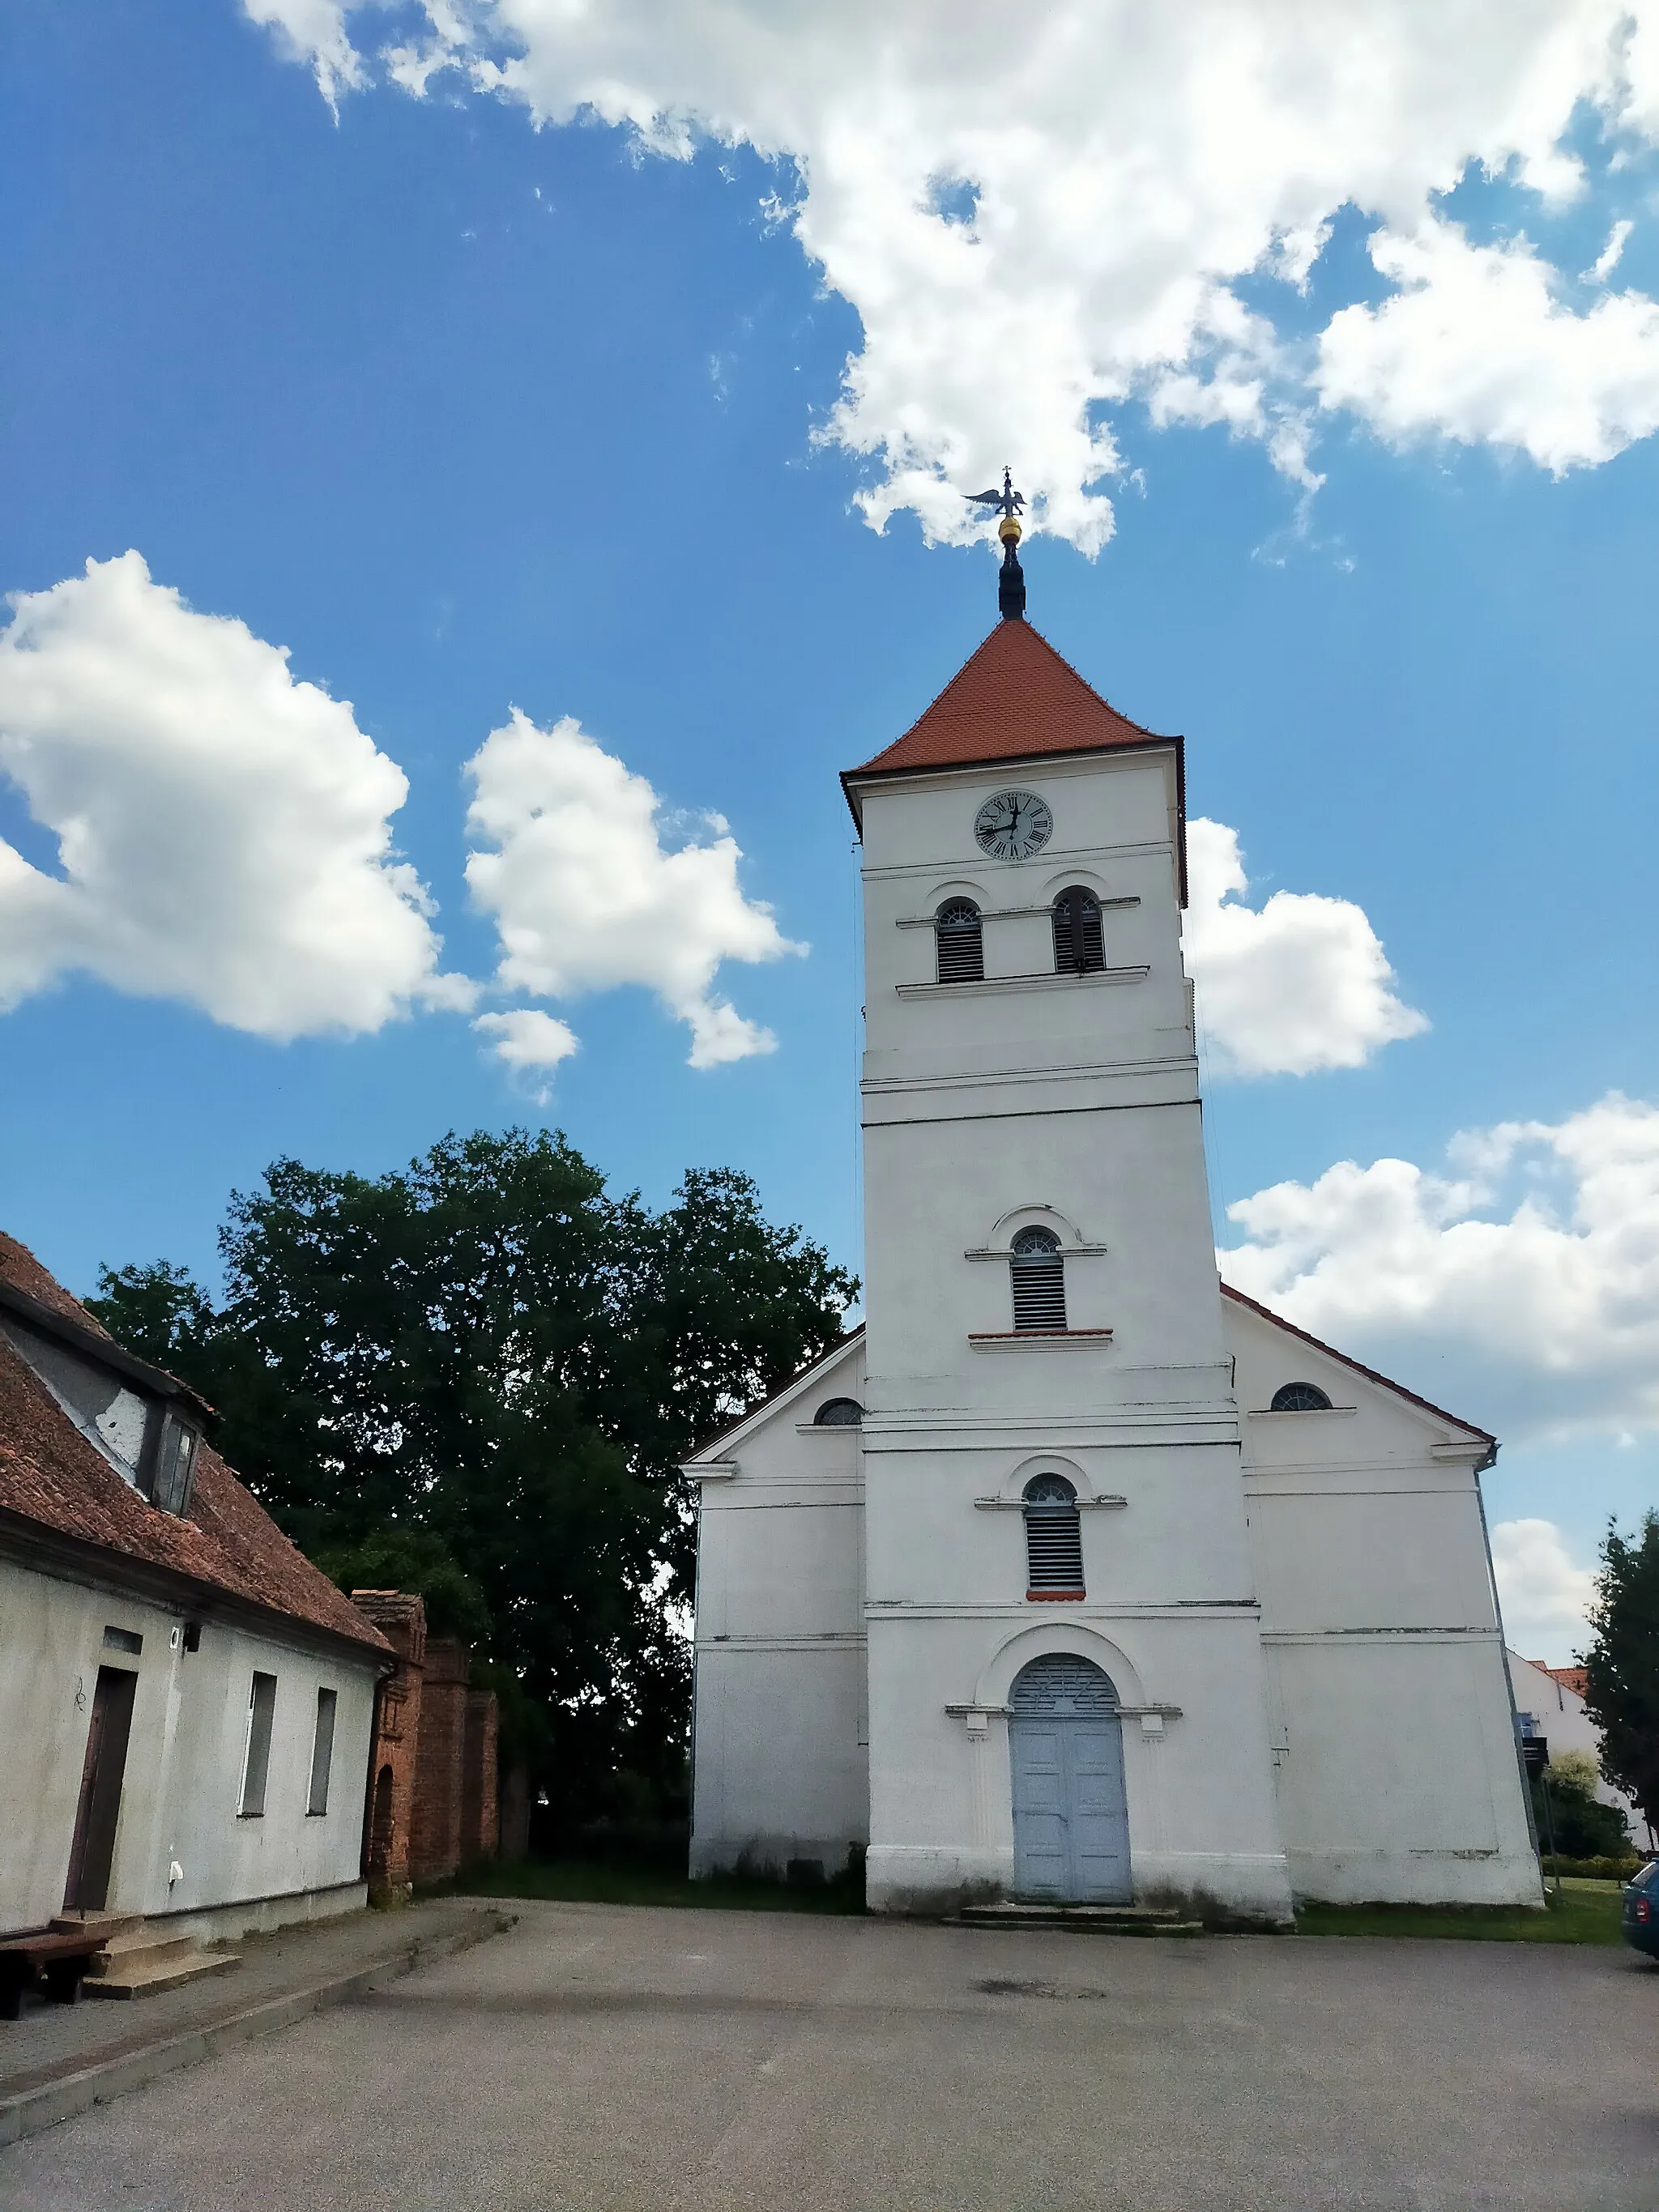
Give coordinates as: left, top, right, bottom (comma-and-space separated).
965, 467, 1027, 621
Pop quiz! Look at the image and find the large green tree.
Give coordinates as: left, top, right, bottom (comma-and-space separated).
1581, 1511, 1659, 1839
89, 1130, 855, 1825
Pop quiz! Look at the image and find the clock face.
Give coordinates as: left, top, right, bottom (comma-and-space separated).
975, 789, 1053, 861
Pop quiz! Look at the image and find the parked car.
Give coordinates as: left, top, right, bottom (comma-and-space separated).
1623, 1860, 1659, 1961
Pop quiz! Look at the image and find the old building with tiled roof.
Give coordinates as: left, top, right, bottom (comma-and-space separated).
0, 1232, 392, 1949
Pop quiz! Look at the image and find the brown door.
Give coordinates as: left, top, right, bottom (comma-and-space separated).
63, 1667, 138, 1912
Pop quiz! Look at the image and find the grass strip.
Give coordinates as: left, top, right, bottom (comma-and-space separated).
1295, 1879, 1625, 1946
454, 1856, 866, 1915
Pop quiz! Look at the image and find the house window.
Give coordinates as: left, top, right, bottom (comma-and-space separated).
935, 899, 984, 983
813, 1398, 864, 1426
308, 1687, 338, 1816
239, 1671, 277, 1818
1051, 886, 1105, 974
1270, 1381, 1333, 1412
149, 1409, 200, 1517
1010, 1227, 1066, 1332
1023, 1474, 1085, 1598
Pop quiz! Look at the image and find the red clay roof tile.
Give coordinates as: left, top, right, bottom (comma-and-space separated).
0, 1236, 387, 1656
845, 619, 1175, 780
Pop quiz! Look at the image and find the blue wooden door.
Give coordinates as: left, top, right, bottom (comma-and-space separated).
1009, 1656, 1131, 1903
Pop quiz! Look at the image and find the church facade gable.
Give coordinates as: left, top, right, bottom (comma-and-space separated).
686, 1334, 870, 1882
1223, 1289, 1536, 1903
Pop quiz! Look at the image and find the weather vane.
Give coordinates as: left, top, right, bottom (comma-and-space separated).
966, 466, 1027, 622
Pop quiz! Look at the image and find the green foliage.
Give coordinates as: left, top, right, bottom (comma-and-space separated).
1546, 1748, 1600, 1795
1581, 1511, 1659, 1832
90, 1129, 856, 1827
1542, 1854, 1644, 1882
1532, 1767, 1630, 1860
309, 1527, 491, 1645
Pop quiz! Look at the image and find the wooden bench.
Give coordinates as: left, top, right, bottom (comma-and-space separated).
0, 1929, 107, 2019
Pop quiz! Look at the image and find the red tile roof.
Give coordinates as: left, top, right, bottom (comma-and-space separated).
0, 1233, 112, 1336
0, 1236, 388, 1657
1537, 1664, 1589, 1698
845, 619, 1175, 780
840, 618, 1186, 897
1221, 1282, 1496, 1451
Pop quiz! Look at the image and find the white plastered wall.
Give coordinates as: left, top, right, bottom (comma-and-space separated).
854, 748, 1293, 1923
688, 1337, 868, 1881
1229, 1296, 1541, 1906
0, 1554, 379, 1936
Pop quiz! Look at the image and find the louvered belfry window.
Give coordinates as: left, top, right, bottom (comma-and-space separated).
1010, 1226, 1066, 1332
1051, 886, 1105, 974
1023, 1475, 1085, 1597
935, 899, 984, 982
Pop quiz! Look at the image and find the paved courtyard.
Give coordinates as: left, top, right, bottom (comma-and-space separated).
1, 1899, 1653, 2211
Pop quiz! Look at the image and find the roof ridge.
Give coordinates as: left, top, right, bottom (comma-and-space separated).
685, 1323, 866, 1463
1219, 1281, 1495, 1447
1010, 622, 1166, 742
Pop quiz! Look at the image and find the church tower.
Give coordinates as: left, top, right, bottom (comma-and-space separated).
840, 558, 1294, 1921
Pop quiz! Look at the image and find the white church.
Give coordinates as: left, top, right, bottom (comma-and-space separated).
686, 541, 1540, 1923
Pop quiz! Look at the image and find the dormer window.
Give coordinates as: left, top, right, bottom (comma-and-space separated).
1052, 886, 1105, 974
935, 899, 984, 983
147, 1407, 202, 1515
1270, 1381, 1333, 1412
0, 1290, 207, 1519
1010, 1227, 1066, 1331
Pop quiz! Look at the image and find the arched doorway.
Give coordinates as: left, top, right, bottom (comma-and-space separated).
1009, 1654, 1131, 1903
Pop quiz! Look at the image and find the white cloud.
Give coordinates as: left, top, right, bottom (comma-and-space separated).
1491, 1518, 1597, 1660
1317, 218, 1659, 471
473, 1006, 578, 1069
242, 0, 361, 109
472, 1006, 578, 1100
1586, 217, 1635, 283
1222, 1093, 1659, 1441
0, 553, 469, 1039
463, 710, 801, 1068
1183, 817, 1427, 1076
245, 1, 1659, 543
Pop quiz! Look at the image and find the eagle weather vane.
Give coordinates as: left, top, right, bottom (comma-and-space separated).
966, 466, 1028, 622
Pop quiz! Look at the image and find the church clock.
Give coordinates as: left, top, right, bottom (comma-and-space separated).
974, 788, 1052, 861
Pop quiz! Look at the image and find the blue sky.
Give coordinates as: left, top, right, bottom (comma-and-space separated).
5, 0, 1659, 1657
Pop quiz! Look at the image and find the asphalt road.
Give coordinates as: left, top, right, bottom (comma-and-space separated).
2, 1900, 1654, 2211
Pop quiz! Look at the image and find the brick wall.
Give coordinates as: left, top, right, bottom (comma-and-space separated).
460, 1689, 499, 1865
351, 1596, 502, 1893
351, 1590, 426, 1903
409, 1634, 469, 1886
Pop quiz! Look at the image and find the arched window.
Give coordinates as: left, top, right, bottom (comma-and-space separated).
813, 1397, 864, 1427
1051, 885, 1105, 974
1023, 1474, 1085, 1597
1270, 1381, 1333, 1412
935, 898, 984, 983
1010, 1226, 1066, 1332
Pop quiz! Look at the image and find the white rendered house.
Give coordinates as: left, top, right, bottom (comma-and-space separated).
0, 1233, 388, 1945
687, 599, 1540, 1920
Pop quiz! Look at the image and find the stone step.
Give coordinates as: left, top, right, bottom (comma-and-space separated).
957, 1903, 1203, 1937
83, 1932, 202, 1979
83, 1950, 241, 2001
49, 1912, 143, 1942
